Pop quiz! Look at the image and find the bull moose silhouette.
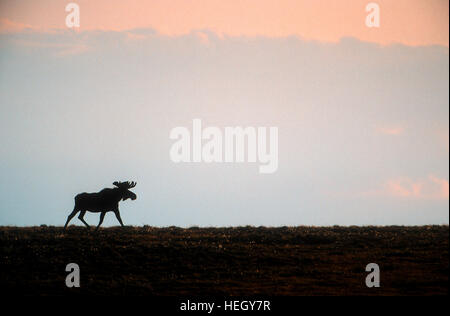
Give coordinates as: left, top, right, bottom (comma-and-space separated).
64, 181, 137, 230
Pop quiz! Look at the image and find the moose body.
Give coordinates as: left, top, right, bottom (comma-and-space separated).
64, 181, 137, 230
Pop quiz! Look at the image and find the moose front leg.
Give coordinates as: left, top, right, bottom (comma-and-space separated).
96, 212, 106, 230
114, 209, 125, 227
64, 208, 79, 230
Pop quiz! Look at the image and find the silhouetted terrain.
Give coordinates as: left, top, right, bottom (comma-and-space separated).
0, 226, 448, 295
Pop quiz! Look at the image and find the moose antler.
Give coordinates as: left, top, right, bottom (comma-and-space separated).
113, 181, 137, 189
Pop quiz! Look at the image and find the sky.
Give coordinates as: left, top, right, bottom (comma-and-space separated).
0, 0, 448, 227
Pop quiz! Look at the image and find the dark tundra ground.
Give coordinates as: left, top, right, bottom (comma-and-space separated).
0, 226, 448, 295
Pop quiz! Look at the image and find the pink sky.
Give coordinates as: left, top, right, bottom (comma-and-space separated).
384, 176, 449, 200
0, 0, 448, 46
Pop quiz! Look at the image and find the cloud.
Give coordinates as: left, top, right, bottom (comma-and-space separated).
0, 0, 448, 46
366, 175, 449, 200
56, 44, 89, 56
195, 31, 210, 46
0, 18, 34, 33
428, 176, 450, 199
1, 29, 90, 56
125, 32, 147, 41
10, 38, 89, 57
377, 126, 405, 135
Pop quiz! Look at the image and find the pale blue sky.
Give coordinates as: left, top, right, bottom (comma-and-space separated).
0, 29, 448, 226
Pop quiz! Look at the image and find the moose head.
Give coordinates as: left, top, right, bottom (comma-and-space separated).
113, 181, 137, 201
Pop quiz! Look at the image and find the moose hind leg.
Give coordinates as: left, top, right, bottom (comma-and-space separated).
96, 212, 106, 230
78, 211, 90, 229
64, 208, 79, 230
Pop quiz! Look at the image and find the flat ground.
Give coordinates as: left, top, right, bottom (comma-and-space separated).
0, 226, 448, 295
